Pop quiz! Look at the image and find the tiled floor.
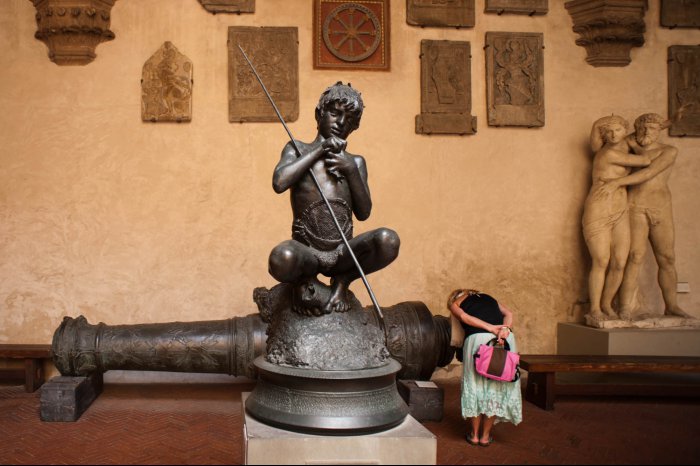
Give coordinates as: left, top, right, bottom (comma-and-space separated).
1, 378, 699, 465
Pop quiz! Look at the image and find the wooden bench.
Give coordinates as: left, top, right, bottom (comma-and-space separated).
0, 344, 52, 392
520, 354, 700, 410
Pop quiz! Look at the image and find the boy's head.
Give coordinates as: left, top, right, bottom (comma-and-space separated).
315, 82, 364, 133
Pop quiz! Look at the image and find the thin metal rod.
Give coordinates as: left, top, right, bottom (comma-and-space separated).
237, 45, 387, 336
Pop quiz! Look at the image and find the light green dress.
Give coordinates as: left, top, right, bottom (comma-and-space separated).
461, 332, 522, 425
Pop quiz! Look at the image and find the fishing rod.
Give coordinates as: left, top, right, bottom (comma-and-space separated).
237, 45, 387, 340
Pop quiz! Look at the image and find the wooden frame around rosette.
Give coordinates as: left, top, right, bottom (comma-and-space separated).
313, 0, 390, 71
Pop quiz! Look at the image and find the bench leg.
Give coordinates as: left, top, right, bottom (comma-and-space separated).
24, 358, 44, 393
525, 372, 555, 410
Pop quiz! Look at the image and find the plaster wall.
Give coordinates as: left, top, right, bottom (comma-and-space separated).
1, 0, 699, 359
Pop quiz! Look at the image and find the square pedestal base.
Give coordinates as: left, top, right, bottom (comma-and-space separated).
243, 394, 436, 465
397, 380, 444, 422
557, 322, 700, 356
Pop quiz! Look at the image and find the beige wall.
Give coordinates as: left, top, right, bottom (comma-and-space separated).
1, 0, 699, 357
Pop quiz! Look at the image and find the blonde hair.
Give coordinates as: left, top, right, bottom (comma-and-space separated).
446, 288, 480, 310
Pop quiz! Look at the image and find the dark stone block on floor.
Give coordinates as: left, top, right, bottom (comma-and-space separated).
40, 372, 103, 422
397, 379, 444, 422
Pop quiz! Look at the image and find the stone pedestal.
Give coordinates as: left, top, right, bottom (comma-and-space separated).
40, 372, 103, 422
557, 322, 700, 356
243, 393, 436, 465
397, 380, 444, 422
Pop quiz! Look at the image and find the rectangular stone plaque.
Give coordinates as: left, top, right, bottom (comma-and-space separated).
485, 0, 548, 15
661, 0, 700, 28
415, 40, 477, 135
668, 45, 700, 137
198, 0, 254, 14
228, 27, 299, 123
485, 31, 544, 127
406, 0, 475, 28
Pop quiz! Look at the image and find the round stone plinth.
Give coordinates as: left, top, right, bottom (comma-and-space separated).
245, 357, 408, 434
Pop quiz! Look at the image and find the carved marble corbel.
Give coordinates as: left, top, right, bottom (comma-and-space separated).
565, 0, 648, 67
30, 0, 117, 66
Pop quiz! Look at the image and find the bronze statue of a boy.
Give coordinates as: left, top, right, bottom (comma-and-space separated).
267, 82, 400, 316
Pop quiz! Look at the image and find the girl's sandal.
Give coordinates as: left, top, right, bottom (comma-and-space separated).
479, 436, 494, 447
466, 433, 479, 445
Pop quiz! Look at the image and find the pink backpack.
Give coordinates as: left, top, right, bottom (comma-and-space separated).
473, 338, 520, 382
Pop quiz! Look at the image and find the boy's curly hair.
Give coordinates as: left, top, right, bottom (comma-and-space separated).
315, 81, 364, 131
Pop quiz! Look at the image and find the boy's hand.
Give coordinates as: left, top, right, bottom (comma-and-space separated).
324, 151, 354, 180
322, 136, 347, 154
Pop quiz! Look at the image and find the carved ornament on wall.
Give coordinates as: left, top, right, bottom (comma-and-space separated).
197, 0, 254, 14
668, 45, 700, 137
485, 31, 544, 127
314, 0, 390, 71
228, 26, 299, 122
30, 0, 117, 66
415, 40, 477, 135
565, 0, 647, 67
406, 0, 475, 28
660, 0, 700, 28
141, 42, 193, 123
485, 0, 548, 15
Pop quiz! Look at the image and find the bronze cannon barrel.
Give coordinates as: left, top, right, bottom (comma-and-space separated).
52, 302, 455, 380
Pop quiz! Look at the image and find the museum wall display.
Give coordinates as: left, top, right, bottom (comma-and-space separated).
228, 26, 299, 122
197, 0, 254, 15
415, 39, 477, 135
660, 0, 700, 28
29, 0, 117, 65
1, 0, 699, 366
313, 0, 390, 70
406, 0, 475, 28
668, 45, 700, 137
484, 0, 548, 15
565, 0, 648, 67
484, 31, 544, 127
141, 41, 193, 123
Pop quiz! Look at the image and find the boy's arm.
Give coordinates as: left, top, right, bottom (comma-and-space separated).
323, 152, 372, 220
348, 155, 372, 220
272, 140, 328, 193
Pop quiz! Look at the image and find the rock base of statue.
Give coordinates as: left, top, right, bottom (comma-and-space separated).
245, 357, 409, 434
249, 282, 410, 433
254, 283, 389, 370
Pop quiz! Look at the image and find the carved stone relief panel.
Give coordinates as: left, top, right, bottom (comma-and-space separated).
485, 32, 544, 127
661, 0, 700, 28
565, 0, 647, 67
415, 40, 477, 135
485, 0, 548, 15
30, 0, 116, 66
141, 42, 193, 123
314, 0, 390, 71
406, 0, 475, 28
228, 27, 299, 123
668, 45, 700, 137
197, 0, 254, 14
